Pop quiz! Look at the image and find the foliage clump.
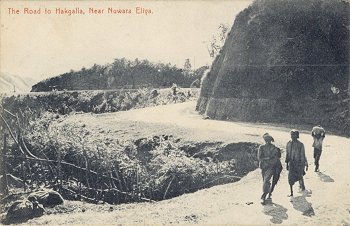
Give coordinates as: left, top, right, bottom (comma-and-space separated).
1, 111, 258, 203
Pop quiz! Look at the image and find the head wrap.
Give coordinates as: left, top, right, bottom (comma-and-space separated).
263, 133, 274, 142
290, 129, 299, 138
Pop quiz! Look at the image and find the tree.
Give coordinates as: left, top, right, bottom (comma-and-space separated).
207, 23, 229, 58
184, 59, 192, 71
183, 58, 193, 78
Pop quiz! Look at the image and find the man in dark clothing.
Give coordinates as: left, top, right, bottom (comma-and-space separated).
171, 83, 178, 95
311, 125, 326, 172
258, 133, 283, 204
285, 130, 308, 197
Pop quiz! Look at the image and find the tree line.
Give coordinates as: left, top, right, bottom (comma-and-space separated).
31, 58, 208, 92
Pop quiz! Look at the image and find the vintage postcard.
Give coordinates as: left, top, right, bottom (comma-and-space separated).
0, 0, 349, 225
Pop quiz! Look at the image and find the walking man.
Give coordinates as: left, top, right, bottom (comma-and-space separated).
286, 130, 308, 197
258, 133, 282, 204
171, 83, 178, 103
311, 125, 326, 172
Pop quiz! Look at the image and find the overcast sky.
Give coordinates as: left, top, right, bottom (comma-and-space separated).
1, 0, 252, 82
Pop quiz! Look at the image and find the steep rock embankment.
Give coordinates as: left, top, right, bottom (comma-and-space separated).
197, 0, 350, 136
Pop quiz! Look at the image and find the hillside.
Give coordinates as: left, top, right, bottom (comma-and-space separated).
0, 73, 36, 93
31, 58, 208, 92
197, 0, 350, 136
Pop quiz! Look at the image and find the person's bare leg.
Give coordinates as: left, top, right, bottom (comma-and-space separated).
268, 183, 276, 199
299, 178, 305, 191
288, 185, 293, 197
261, 192, 267, 204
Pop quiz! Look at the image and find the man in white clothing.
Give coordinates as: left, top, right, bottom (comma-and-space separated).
311, 125, 326, 172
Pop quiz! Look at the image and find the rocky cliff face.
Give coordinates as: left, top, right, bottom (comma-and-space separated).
197, 0, 350, 135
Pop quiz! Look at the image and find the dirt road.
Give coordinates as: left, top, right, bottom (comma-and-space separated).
27, 101, 350, 225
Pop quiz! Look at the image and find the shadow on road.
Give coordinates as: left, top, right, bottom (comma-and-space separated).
290, 194, 315, 217
263, 201, 288, 224
317, 172, 335, 182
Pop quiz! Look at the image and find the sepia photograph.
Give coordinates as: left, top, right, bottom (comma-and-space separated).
0, 0, 349, 225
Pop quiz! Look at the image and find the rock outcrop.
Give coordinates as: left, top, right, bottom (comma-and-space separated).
5, 199, 45, 223
28, 189, 64, 207
2, 189, 63, 224
197, 0, 350, 135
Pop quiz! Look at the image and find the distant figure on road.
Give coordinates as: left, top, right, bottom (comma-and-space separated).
171, 83, 178, 96
150, 89, 159, 99
257, 133, 282, 204
311, 125, 326, 172
286, 130, 308, 197
171, 83, 178, 103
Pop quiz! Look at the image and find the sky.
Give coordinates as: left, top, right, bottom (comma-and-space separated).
1, 0, 252, 83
